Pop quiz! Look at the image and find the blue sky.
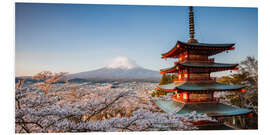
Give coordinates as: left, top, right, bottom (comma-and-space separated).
15, 3, 258, 76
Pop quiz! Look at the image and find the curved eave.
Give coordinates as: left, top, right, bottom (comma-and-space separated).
157, 87, 177, 92
179, 63, 238, 69
176, 82, 244, 91
160, 63, 239, 74
178, 41, 235, 48
154, 100, 252, 117
161, 41, 235, 58
161, 41, 182, 59
157, 83, 177, 92
209, 111, 252, 117
176, 103, 252, 117
160, 65, 179, 74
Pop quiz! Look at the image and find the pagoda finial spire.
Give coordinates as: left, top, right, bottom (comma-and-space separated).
188, 6, 198, 43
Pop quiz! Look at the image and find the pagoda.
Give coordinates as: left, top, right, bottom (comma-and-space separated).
155, 6, 252, 128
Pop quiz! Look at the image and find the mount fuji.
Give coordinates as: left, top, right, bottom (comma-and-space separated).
67, 56, 161, 81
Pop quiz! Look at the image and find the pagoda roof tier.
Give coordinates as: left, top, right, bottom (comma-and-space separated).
154, 100, 252, 117
157, 82, 243, 91
160, 62, 238, 74
162, 41, 235, 58
157, 83, 178, 92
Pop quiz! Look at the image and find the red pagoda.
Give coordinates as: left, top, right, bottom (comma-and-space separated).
155, 6, 252, 129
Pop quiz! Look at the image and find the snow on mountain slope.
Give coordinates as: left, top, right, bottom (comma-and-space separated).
67, 56, 160, 80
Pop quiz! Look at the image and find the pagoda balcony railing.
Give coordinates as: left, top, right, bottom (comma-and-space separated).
173, 78, 185, 81
176, 58, 214, 64
188, 77, 216, 81
172, 95, 219, 103
173, 77, 216, 82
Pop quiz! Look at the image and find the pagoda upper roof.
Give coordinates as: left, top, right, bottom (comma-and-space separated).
162, 41, 235, 58
179, 41, 235, 48
154, 100, 252, 117
158, 82, 243, 91
180, 62, 238, 68
160, 62, 238, 73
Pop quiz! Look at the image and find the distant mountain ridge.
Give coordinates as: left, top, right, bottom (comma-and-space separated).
66, 67, 161, 80
67, 56, 161, 81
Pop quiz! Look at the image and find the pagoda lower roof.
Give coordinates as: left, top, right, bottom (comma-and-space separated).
162, 41, 235, 58
154, 100, 252, 117
158, 82, 243, 91
160, 62, 238, 73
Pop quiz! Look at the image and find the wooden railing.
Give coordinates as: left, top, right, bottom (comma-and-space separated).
188, 77, 216, 81
172, 95, 219, 103
173, 77, 216, 82
173, 78, 185, 81
176, 58, 214, 64
172, 95, 187, 102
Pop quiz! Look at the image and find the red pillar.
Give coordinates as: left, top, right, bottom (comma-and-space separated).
187, 69, 190, 80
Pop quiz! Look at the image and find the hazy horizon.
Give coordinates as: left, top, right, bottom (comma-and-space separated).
16, 3, 258, 76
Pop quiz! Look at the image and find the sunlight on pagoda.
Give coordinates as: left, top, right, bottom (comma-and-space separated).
154, 6, 252, 130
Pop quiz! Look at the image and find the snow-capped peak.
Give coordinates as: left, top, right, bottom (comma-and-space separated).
106, 56, 137, 70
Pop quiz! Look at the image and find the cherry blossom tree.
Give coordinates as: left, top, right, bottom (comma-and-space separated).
15, 71, 214, 133
219, 56, 258, 129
